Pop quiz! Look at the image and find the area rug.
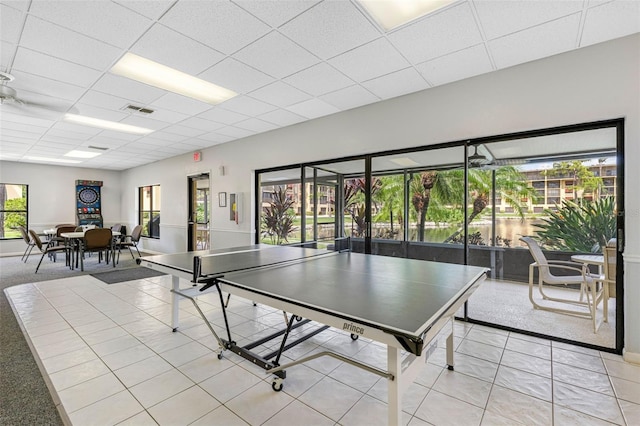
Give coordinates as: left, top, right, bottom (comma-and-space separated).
91, 267, 166, 284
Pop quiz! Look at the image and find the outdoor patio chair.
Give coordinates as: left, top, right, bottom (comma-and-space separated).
520, 236, 606, 333
30, 229, 70, 273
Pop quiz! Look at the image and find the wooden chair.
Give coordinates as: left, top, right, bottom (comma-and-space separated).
18, 226, 36, 262
116, 225, 143, 263
520, 236, 606, 333
79, 228, 115, 271
31, 229, 70, 273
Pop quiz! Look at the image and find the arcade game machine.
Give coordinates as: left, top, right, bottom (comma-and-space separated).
76, 180, 103, 227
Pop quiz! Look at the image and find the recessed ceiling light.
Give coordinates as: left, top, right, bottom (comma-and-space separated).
64, 150, 102, 159
111, 53, 237, 105
63, 113, 153, 135
358, 0, 456, 31
24, 156, 82, 164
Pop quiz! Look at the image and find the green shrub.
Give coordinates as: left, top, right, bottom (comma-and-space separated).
535, 197, 616, 253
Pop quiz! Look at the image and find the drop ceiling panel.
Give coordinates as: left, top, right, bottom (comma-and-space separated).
74, 103, 130, 122
581, 0, 640, 47
279, 1, 380, 59
489, 13, 582, 69
284, 62, 354, 97
257, 108, 306, 127
216, 125, 255, 139
176, 117, 226, 133
28, 1, 152, 49
197, 107, 249, 125
113, 0, 175, 20
161, 125, 206, 138
388, 2, 483, 64
0, 3, 26, 44
198, 58, 275, 94
329, 37, 410, 83
8, 70, 85, 102
0, 111, 55, 128
319, 84, 380, 111
130, 24, 226, 75
217, 96, 278, 117
47, 122, 104, 137
149, 92, 213, 116
93, 73, 166, 105
119, 115, 169, 131
143, 131, 189, 143
234, 117, 279, 133
234, 0, 320, 28
196, 133, 234, 145
249, 81, 312, 108
160, 1, 270, 54
286, 98, 340, 119
19, 15, 121, 70
235, 31, 320, 79
12, 47, 102, 87
1, 41, 17, 70
2, 128, 44, 140
137, 107, 190, 125
474, 0, 583, 40
416, 44, 493, 86
1, 120, 49, 134
361, 67, 429, 100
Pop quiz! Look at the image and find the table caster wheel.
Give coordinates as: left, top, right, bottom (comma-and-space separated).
217, 353, 223, 360
272, 378, 283, 392
351, 333, 359, 341
295, 315, 302, 321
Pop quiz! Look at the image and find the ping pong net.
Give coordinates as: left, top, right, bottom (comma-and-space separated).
193, 238, 351, 290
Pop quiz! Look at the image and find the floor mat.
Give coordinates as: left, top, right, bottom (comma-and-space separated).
91, 267, 166, 284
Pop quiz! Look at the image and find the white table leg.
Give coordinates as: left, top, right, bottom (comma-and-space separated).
171, 275, 180, 331
446, 319, 454, 369
388, 345, 402, 426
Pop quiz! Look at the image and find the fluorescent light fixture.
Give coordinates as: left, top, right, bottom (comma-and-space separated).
390, 157, 420, 167
25, 156, 82, 164
64, 150, 102, 159
358, 0, 456, 31
111, 53, 237, 105
64, 113, 153, 135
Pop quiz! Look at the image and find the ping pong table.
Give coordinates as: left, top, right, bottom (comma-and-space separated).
138, 243, 488, 425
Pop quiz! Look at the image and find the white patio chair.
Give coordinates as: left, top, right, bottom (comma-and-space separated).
520, 236, 606, 333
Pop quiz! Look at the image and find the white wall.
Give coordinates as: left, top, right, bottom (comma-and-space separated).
3, 34, 638, 359
0, 161, 121, 255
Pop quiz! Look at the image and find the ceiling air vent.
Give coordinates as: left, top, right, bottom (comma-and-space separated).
122, 104, 154, 115
87, 145, 109, 151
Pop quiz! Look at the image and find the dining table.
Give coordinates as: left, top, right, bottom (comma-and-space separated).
60, 230, 121, 271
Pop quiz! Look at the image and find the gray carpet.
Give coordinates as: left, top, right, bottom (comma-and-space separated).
0, 252, 148, 425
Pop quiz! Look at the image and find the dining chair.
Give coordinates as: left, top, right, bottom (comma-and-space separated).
116, 224, 142, 263
30, 229, 70, 273
79, 228, 115, 271
18, 226, 36, 262
520, 236, 606, 333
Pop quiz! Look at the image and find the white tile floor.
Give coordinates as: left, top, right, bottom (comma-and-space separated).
5, 274, 640, 426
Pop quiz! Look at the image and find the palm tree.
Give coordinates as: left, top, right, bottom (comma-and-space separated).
372, 175, 405, 238
343, 178, 381, 237
442, 166, 538, 243
410, 170, 462, 242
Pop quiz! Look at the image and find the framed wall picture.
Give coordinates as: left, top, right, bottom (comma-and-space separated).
218, 192, 227, 207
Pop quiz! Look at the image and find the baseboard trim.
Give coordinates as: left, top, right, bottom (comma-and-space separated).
623, 349, 640, 365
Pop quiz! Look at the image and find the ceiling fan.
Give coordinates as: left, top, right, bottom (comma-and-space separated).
0, 71, 75, 119
468, 145, 492, 167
